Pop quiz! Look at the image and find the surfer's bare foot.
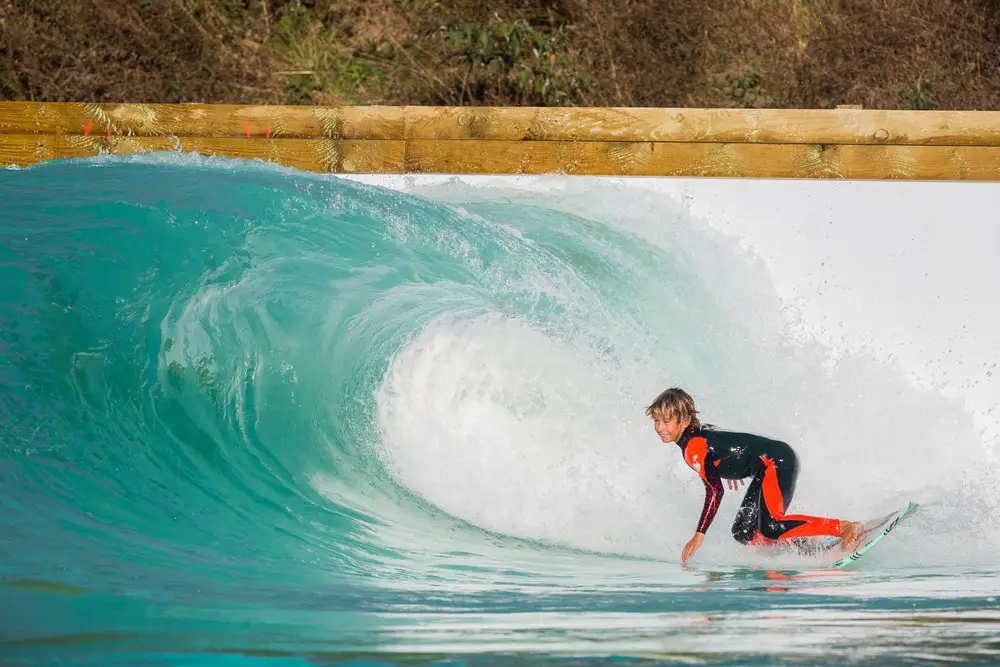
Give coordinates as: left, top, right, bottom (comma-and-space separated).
839, 521, 864, 548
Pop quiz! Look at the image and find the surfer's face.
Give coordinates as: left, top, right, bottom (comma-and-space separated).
652, 412, 690, 443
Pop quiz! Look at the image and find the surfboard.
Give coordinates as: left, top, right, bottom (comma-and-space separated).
777, 502, 919, 565
752, 502, 919, 566
825, 501, 919, 568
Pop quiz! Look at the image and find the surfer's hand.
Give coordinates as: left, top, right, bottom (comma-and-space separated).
727, 479, 746, 491
681, 532, 705, 565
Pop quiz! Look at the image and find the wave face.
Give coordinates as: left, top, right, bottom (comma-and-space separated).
1, 155, 999, 665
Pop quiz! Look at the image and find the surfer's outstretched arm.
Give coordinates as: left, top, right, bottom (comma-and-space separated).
682, 451, 724, 564
695, 455, 724, 534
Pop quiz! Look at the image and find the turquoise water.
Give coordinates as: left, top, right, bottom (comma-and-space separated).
1, 155, 999, 666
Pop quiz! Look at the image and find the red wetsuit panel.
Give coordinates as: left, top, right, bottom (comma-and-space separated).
759, 456, 840, 539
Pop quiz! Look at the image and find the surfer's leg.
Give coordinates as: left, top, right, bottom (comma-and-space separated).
731, 469, 765, 545
757, 454, 842, 540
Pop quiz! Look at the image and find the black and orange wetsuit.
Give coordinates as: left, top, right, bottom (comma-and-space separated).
676, 425, 841, 545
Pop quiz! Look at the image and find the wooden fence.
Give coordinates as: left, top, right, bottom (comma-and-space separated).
2, 102, 999, 179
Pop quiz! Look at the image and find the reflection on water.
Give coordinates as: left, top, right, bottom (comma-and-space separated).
3, 565, 1000, 665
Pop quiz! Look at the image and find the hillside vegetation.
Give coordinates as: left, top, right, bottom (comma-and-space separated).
3, 0, 999, 109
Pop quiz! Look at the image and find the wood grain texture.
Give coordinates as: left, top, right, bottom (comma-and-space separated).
0, 103, 406, 140
0, 134, 406, 173
2, 102, 1000, 179
4, 133, 999, 180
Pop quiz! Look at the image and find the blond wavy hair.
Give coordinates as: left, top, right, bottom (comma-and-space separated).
644, 387, 702, 429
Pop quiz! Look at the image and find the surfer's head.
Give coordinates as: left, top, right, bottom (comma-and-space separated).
645, 387, 700, 443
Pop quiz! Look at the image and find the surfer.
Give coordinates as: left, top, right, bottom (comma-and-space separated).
647, 387, 865, 565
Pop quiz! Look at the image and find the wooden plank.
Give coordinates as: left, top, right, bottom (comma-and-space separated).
4, 134, 1000, 180
0, 103, 407, 141
400, 107, 1000, 146
0, 135, 406, 173
2, 102, 1000, 147
403, 139, 1000, 180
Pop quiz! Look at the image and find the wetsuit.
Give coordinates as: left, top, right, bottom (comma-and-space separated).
675, 425, 841, 545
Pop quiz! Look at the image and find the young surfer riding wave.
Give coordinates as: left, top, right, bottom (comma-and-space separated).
647, 387, 865, 565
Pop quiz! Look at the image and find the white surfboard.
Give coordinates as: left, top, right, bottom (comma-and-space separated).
827, 501, 919, 568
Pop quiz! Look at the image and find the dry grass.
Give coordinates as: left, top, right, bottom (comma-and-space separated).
2, 0, 999, 109
562, 0, 1000, 109
0, 0, 278, 103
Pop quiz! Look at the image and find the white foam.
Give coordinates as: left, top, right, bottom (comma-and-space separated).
375, 311, 688, 556
349, 173, 1000, 565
